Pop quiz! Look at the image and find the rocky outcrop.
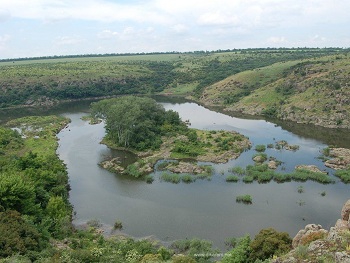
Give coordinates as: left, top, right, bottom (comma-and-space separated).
273, 199, 350, 263
325, 148, 350, 170
292, 224, 328, 248
100, 158, 125, 173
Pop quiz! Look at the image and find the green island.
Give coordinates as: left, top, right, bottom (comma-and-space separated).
1, 49, 350, 262
90, 96, 251, 179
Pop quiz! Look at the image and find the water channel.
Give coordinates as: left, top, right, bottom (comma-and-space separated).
1, 97, 349, 250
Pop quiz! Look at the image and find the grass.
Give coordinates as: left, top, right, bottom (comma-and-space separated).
236, 195, 252, 204
181, 174, 195, 183
160, 172, 181, 184
335, 168, 350, 183
226, 175, 239, 182
229, 166, 246, 175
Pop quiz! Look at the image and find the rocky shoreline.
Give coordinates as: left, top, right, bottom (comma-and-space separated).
274, 200, 350, 263
99, 130, 251, 176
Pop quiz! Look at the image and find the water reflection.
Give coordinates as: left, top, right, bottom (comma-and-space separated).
54, 100, 348, 250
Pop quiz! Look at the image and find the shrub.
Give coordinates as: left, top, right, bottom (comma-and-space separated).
114, 220, 123, 230
236, 195, 252, 204
0, 210, 43, 258
300, 231, 326, 246
249, 228, 292, 262
222, 235, 251, 263
255, 144, 266, 152
171, 238, 216, 261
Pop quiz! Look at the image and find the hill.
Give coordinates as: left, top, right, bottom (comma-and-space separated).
199, 53, 350, 129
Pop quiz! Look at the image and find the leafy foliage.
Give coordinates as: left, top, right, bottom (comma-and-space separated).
249, 228, 292, 261
92, 96, 185, 151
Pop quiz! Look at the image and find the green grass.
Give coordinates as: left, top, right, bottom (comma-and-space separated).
335, 168, 350, 183
160, 172, 181, 184
181, 174, 196, 183
236, 195, 252, 204
229, 166, 246, 175
226, 175, 239, 182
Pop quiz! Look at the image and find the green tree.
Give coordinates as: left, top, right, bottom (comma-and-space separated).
0, 210, 42, 258
222, 235, 251, 263
249, 228, 292, 262
91, 96, 184, 150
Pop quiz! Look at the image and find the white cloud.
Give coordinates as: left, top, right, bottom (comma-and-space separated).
0, 34, 11, 50
267, 36, 288, 44
171, 24, 188, 34
54, 36, 83, 46
0, 8, 11, 22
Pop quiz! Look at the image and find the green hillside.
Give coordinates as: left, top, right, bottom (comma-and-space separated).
199, 54, 350, 128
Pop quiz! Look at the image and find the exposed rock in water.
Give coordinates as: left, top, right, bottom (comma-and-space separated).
295, 165, 328, 174
165, 161, 206, 174
324, 148, 350, 170
100, 158, 125, 173
268, 160, 278, 169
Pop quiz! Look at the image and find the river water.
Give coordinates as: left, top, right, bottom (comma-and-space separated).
1, 98, 349, 250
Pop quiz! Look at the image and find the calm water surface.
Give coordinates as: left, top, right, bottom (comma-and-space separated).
53, 100, 350, 250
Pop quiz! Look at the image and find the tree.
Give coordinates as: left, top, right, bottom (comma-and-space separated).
249, 228, 292, 262
91, 96, 184, 150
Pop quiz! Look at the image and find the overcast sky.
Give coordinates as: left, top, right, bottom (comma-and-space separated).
0, 0, 349, 59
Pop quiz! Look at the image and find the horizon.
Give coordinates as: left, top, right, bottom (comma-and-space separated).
1, 0, 349, 60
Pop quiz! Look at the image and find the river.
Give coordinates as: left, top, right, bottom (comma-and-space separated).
1, 98, 349, 250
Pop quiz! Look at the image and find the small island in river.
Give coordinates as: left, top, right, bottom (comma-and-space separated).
88, 96, 251, 177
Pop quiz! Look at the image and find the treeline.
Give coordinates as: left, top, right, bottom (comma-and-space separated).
1, 47, 348, 63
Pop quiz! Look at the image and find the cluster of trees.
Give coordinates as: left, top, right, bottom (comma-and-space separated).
91, 96, 186, 150
0, 117, 72, 259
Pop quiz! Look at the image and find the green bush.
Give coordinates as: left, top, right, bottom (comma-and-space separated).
249, 228, 292, 262
222, 235, 251, 263
0, 210, 43, 258
255, 144, 266, 152
230, 166, 246, 175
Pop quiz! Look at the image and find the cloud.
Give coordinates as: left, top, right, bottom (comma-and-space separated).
0, 8, 11, 22
171, 24, 188, 34
54, 36, 84, 46
0, 34, 11, 51
267, 36, 288, 45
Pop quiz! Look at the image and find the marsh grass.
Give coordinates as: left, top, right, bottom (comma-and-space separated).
226, 175, 239, 182
236, 195, 252, 204
160, 172, 181, 184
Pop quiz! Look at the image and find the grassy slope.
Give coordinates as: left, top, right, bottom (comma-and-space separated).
200, 54, 350, 128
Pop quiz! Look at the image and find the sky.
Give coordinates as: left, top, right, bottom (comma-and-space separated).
0, 0, 349, 59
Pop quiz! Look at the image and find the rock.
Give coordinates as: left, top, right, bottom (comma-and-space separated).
292, 224, 327, 248
325, 148, 350, 170
268, 160, 278, 169
335, 252, 350, 263
327, 227, 343, 242
341, 200, 350, 221
295, 165, 327, 174
335, 219, 349, 231
253, 155, 265, 163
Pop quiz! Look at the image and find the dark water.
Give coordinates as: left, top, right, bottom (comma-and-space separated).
1, 99, 349, 250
